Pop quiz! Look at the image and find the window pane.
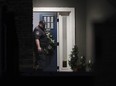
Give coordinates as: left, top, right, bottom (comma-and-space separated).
47, 23, 50, 28
47, 17, 50, 22
51, 17, 53, 22
51, 23, 53, 29
44, 17, 47, 22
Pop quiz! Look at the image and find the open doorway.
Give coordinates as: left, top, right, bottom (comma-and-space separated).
33, 7, 75, 72
33, 12, 57, 71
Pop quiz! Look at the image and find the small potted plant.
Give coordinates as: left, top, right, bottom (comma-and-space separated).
68, 45, 86, 72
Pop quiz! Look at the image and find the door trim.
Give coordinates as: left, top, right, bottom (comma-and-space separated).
33, 7, 75, 72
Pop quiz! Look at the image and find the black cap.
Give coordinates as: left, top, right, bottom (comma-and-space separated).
39, 20, 45, 25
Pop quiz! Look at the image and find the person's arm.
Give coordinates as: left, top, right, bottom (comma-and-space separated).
34, 28, 42, 52
35, 39, 42, 52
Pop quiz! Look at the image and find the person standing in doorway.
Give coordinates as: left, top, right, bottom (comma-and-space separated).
33, 20, 48, 72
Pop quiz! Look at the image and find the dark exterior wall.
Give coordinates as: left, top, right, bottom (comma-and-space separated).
6, 0, 33, 59
86, 0, 116, 63
0, 0, 33, 76
33, 0, 87, 57
86, 0, 116, 85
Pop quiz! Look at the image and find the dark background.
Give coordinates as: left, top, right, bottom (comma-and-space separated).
0, 0, 116, 85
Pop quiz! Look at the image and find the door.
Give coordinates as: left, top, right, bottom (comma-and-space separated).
40, 12, 57, 71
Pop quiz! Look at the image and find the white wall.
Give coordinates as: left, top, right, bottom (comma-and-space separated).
33, 13, 40, 31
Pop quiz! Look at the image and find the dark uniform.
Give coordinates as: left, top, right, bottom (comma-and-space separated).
33, 25, 48, 71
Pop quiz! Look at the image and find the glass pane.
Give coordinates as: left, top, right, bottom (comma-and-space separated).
51, 23, 53, 29
44, 17, 47, 22
51, 17, 53, 22
47, 23, 50, 28
47, 17, 50, 22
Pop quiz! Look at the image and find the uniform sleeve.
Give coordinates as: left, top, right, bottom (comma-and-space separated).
33, 29, 42, 39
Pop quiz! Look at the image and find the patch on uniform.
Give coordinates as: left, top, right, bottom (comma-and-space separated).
36, 31, 39, 35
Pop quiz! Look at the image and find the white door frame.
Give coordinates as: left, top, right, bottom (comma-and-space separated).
33, 7, 75, 72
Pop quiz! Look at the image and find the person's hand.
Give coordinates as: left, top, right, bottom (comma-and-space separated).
38, 47, 42, 52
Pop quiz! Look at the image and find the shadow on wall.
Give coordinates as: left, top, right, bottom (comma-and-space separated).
93, 11, 116, 85
107, 0, 116, 8
94, 11, 116, 66
1, 4, 19, 77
